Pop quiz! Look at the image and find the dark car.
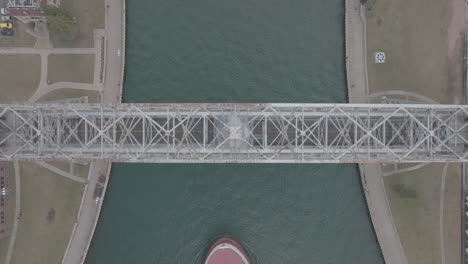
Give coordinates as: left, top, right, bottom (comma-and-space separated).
0, 28, 13, 36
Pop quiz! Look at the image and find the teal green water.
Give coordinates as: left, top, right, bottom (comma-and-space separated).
86, 0, 384, 263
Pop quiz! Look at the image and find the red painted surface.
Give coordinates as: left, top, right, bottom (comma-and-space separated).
205, 238, 250, 264
5, 8, 44, 16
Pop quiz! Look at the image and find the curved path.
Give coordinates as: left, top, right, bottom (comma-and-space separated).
345, 1, 408, 263
4, 161, 21, 264
36, 162, 87, 183
61, 0, 125, 263
383, 163, 430, 177
368, 90, 439, 104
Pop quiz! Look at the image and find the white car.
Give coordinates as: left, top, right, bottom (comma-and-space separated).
117, 49, 121, 57
1, 16, 14, 21
0, 8, 7, 15
1, 188, 6, 196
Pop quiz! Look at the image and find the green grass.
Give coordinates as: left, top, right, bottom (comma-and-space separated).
72, 163, 90, 180
44, 162, 71, 173
0, 21, 36, 47
443, 163, 461, 264
50, 0, 104, 48
47, 54, 95, 83
0, 55, 41, 103
384, 163, 442, 264
0, 162, 16, 262
366, 0, 461, 104
9, 162, 84, 264
37, 88, 100, 103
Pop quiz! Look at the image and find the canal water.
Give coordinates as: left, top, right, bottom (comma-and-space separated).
86, 0, 384, 263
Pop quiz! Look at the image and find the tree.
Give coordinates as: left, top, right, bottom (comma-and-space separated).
43, 5, 77, 41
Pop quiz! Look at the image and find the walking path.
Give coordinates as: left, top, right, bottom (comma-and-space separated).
368, 90, 439, 104
345, 0, 408, 263
26, 30, 105, 104
61, 162, 110, 264
0, 48, 95, 55
36, 161, 87, 183
383, 163, 430, 177
4, 161, 21, 264
61, 1, 125, 263
439, 163, 449, 264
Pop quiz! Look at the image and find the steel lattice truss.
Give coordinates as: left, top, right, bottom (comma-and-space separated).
1, 103, 468, 163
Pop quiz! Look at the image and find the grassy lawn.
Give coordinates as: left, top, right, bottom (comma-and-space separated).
0, 21, 36, 47
50, 0, 104, 48
443, 163, 461, 264
384, 163, 443, 264
37, 88, 100, 103
41, 162, 90, 180
0, 163, 16, 262
365, 0, 462, 104
9, 162, 84, 264
72, 163, 90, 180
0, 55, 40, 103
47, 54, 95, 83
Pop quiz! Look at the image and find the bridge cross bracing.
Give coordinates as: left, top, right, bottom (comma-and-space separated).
0, 103, 468, 163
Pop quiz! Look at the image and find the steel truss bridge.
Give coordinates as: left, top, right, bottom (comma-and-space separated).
1, 103, 468, 163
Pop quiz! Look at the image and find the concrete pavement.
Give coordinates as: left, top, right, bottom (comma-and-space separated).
61, 162, 110, 264
60, 1, 125, 264
4, 161, 21, 264
345, 0, 408, 263
102, 0, 125, 102
0, 48, 95, 54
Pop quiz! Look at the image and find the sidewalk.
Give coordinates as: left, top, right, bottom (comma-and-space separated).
345, 0, 408, 263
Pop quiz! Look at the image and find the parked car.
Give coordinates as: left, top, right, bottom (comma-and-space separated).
1, 28, 13, 36
0, 8, 7, 15
1, 16, 15, 22
0, 23, 12, 29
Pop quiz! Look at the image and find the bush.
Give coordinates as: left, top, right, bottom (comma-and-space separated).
43, 5, 77, 41
391, 183, 417, 199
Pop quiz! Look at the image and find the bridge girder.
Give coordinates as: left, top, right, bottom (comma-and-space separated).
0, 103, 467, 163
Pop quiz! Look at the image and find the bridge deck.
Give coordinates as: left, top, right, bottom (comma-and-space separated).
0, 103, 467, 163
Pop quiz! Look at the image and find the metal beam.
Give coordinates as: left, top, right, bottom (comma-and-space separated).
0, 103, 467, 163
